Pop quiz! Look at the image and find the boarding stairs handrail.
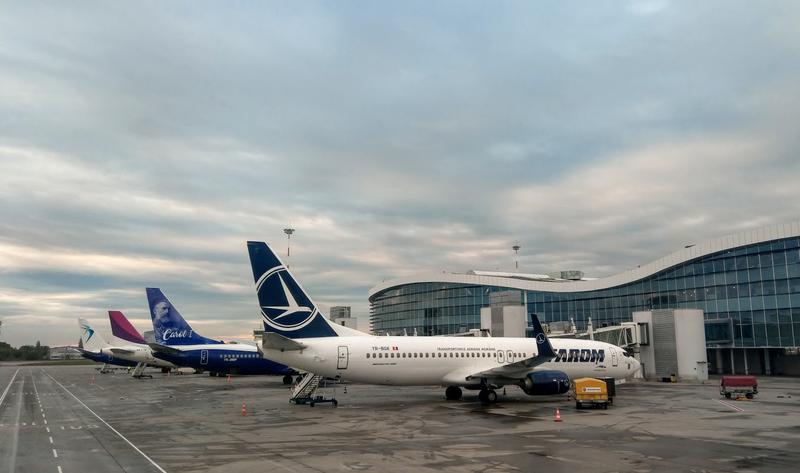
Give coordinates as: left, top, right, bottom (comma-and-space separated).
291, 373, 321, 401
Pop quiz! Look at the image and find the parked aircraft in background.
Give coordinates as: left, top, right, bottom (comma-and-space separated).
145, 288, 298, 384
247, 241, 640, 403
105, 310, 177, 376
76, 318, 138, 369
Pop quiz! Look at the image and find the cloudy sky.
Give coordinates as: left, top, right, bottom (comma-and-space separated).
1, 1, 799, 346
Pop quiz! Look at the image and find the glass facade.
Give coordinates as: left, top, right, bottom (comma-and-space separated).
370, 237, 800, 348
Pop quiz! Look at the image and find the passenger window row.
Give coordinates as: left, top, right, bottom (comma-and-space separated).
366, 352, 527, 359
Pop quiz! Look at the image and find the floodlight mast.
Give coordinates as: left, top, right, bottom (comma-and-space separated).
283, 228, 295, 258
512, 243, 521, 271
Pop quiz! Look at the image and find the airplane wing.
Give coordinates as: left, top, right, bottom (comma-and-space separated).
109, 347, 135, 355
466, 314, 557, 382
261, 332, 307, 352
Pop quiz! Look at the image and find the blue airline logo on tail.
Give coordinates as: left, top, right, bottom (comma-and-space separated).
81, 323, 94, 343
247, 241, 337, 338
256, 264, 318, 331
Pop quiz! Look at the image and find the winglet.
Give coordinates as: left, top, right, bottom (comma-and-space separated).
530, 314, 556, 359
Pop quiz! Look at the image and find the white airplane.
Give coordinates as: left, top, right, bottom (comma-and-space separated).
246, 241, 640, 403
77, 318, 138, 369
93, 311, 177, 376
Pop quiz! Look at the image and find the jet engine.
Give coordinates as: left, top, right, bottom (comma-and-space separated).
520, 370, 571, 395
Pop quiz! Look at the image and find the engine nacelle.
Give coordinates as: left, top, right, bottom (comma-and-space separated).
520, 370, 571, 395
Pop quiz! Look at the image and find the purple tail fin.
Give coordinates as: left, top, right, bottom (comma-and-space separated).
108, 310, 147, 344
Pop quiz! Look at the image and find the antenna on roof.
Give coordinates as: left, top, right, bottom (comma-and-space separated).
512, 242, 521, 271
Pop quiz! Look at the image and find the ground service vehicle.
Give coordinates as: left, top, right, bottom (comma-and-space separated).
574, 377, 609, 409
720, 375, 758, 399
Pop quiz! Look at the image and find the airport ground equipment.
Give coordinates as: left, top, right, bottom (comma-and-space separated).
574, 377, 609, 409
720, 375, 758, 399
131, 362, 153, 379
290, 374, 338, 407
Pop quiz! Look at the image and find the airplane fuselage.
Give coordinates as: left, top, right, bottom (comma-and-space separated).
263, 336, 637, 387
100, 344, 176, 369
80, 350, 139, 367
153, 343, 295, 376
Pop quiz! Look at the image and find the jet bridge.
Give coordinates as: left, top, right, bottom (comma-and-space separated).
576, 322, 649, 351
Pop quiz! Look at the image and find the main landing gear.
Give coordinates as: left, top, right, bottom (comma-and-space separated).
478, 389, 498, 404
445, 386, 462, 401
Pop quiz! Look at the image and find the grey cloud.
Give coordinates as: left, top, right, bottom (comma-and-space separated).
1, 1, 799, 345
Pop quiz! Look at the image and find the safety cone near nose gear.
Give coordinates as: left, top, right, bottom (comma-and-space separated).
226, 374, 231, 383
241, 402, 247, 416
554, 408, 562, 422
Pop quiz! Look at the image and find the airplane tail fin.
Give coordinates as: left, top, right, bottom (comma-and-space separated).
529, 314, 556, 359
247, 241, 355, 339
108, 310, 146, 344
145, 288, 221, 345
78, 318, 109, 352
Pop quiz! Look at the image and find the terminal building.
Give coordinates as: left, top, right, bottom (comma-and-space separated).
369, 221, 800, 375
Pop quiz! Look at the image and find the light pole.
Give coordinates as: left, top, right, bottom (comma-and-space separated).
512, 243, 521, 271
283, 228, 295, 258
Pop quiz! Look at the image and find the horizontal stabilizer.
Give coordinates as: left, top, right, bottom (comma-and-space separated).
148, 342, 183, 355
109, 348, 135, 355
262, 332, 307, 352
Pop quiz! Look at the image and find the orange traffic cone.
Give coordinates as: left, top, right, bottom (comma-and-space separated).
241, 402, 247, 416
226, 374, 231, 383
554, 408, 562, 422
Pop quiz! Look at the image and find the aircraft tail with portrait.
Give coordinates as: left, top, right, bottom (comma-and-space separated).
146, 288, 222, 346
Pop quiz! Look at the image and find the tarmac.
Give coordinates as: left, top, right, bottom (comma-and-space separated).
1, 363, 799, 473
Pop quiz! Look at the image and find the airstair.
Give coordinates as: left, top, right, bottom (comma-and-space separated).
290, 373, 337, 407
131, 362, 152, 379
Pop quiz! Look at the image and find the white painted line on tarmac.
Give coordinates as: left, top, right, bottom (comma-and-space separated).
57, 466, 63, 473
49, 436, 54, 444
43, 419, 47, 425
717, 399, 745, 412
46, 426, 50, 433
45, 372, 168, 473
0, 368, 21, 408
52, 448, 58, 458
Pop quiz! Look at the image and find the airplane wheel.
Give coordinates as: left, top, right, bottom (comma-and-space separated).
282, 375, 293, 385
296, 375, 303, 383
332, 400, 338, 407
445, 386, 462, 401
486, 390, 497, 403
309, 401, 315, 407
478, 390, 488, 403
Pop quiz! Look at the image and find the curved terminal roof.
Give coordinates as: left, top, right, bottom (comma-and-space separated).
369, 221, 800, 298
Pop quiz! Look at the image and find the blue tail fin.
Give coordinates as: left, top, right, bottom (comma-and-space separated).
529, 314, 556, 359
246, 241, 337, 338
146, 288, 221, 345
